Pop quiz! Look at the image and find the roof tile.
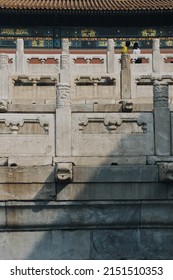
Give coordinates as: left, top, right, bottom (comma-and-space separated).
0, 0, 172, 12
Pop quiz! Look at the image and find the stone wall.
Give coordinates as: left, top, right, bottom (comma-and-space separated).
0, 38, 173, 259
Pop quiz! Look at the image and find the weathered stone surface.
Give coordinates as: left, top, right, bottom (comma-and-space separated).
141, 201, 173, 225
8, 104, 55, 112
153, 82, 170, 155
0, 230, 90, 259
0, 166, 54, 183
56, 162, 73, 182
154, 108, 170, 155
91, 228, 173, 259
0, 183, 55, 200
158, 162, 173, 182
56, 182, 167, 201
5, 201, 140, 229
0, 113, 55, 156
73, 166, 158, 182
15, 39, 26, 73
56, 108, 71, 156
0, 202, 6, 229
54, 156, 147, 165
1, 228, 173, 259
72, 112, 154, 157
107, 39, 115, 73
152, 39, 161, 73
120, 53, 131, 99
8, 156, 52, 166
0, 54, 9, 100
147, 156, 173, 164
91, 229, 141, 259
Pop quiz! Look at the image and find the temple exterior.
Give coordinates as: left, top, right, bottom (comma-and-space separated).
0, 0, 172, 49
0, 1, 172, 260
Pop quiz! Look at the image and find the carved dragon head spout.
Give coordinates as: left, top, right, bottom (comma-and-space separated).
56, 162, 73, 182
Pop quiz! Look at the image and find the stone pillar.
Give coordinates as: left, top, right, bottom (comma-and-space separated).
107, 39, 115, 73
56, 83, 72, 156
152, 39, 161, 73
120, 53, 131, 99
56, 39, 72, 157
153, 80, 171, 155
15, 39, 26, 73
60, 38, 70, 83
0, 54, 9, 101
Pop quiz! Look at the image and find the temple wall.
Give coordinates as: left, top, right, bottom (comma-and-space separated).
0, 39, 173, 260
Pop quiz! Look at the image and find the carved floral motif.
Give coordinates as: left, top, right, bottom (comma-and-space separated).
0, 54, 8, 70
5, 117, 24, 134
153, 82, 168, 108
56, 84, 71, 108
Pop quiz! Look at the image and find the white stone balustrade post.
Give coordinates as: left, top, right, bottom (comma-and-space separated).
107, 39, 115, 73
153, 80, 170, 155
120, 53, 131, 99
0, 54, 9, 102
56, 39, 72, 157
15, 38, 26, 73
60, 38, 70, 83
152, 39, 161, 73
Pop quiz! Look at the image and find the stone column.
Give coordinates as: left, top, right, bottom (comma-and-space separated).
60, 38, 70, 83
153, 80, 170, 155
0, 54, 9, 102
107, 39, 115, 73
56, 39, 71, 157
120, 53, 131, 99
15, 39, 26, 73
152, 39, 161, 74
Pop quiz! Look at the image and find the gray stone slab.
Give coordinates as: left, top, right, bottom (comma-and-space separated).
147, 156, 173, 164
0, 202, 6, 229
8, 104, 55, 112
5, 201, 140, 229
91, 228, 173, 259
72, 104, 93, 112
141, 201, 173, 226
73, 165, 158, 182
0, 183, 55, 200
91, 229, 141, 259
154, 108, 171, 155
139, 229, 173, 259
56, 182, 167, 201
0, 230, 90, 259
0, 166, 54, 183
54, 156, 147, 165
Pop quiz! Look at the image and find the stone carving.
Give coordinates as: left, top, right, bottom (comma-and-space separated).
153, 82, 168, 108
5, 117, 24, 134
0, 99, 8, 112
104, 115, 122, 133
79, 115, 88, 131
0, 54, 8, 70
159, 162, 173, 182
152, 39, 161, 73
121, 53, 130, 71
38, 116, 49, 134
56, 83, 71, 108
60, 54, 69, 70
119, 101, 133, 112
56, 162, 73, 182
62, 38, 69, 53
137, 119, 147, 134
